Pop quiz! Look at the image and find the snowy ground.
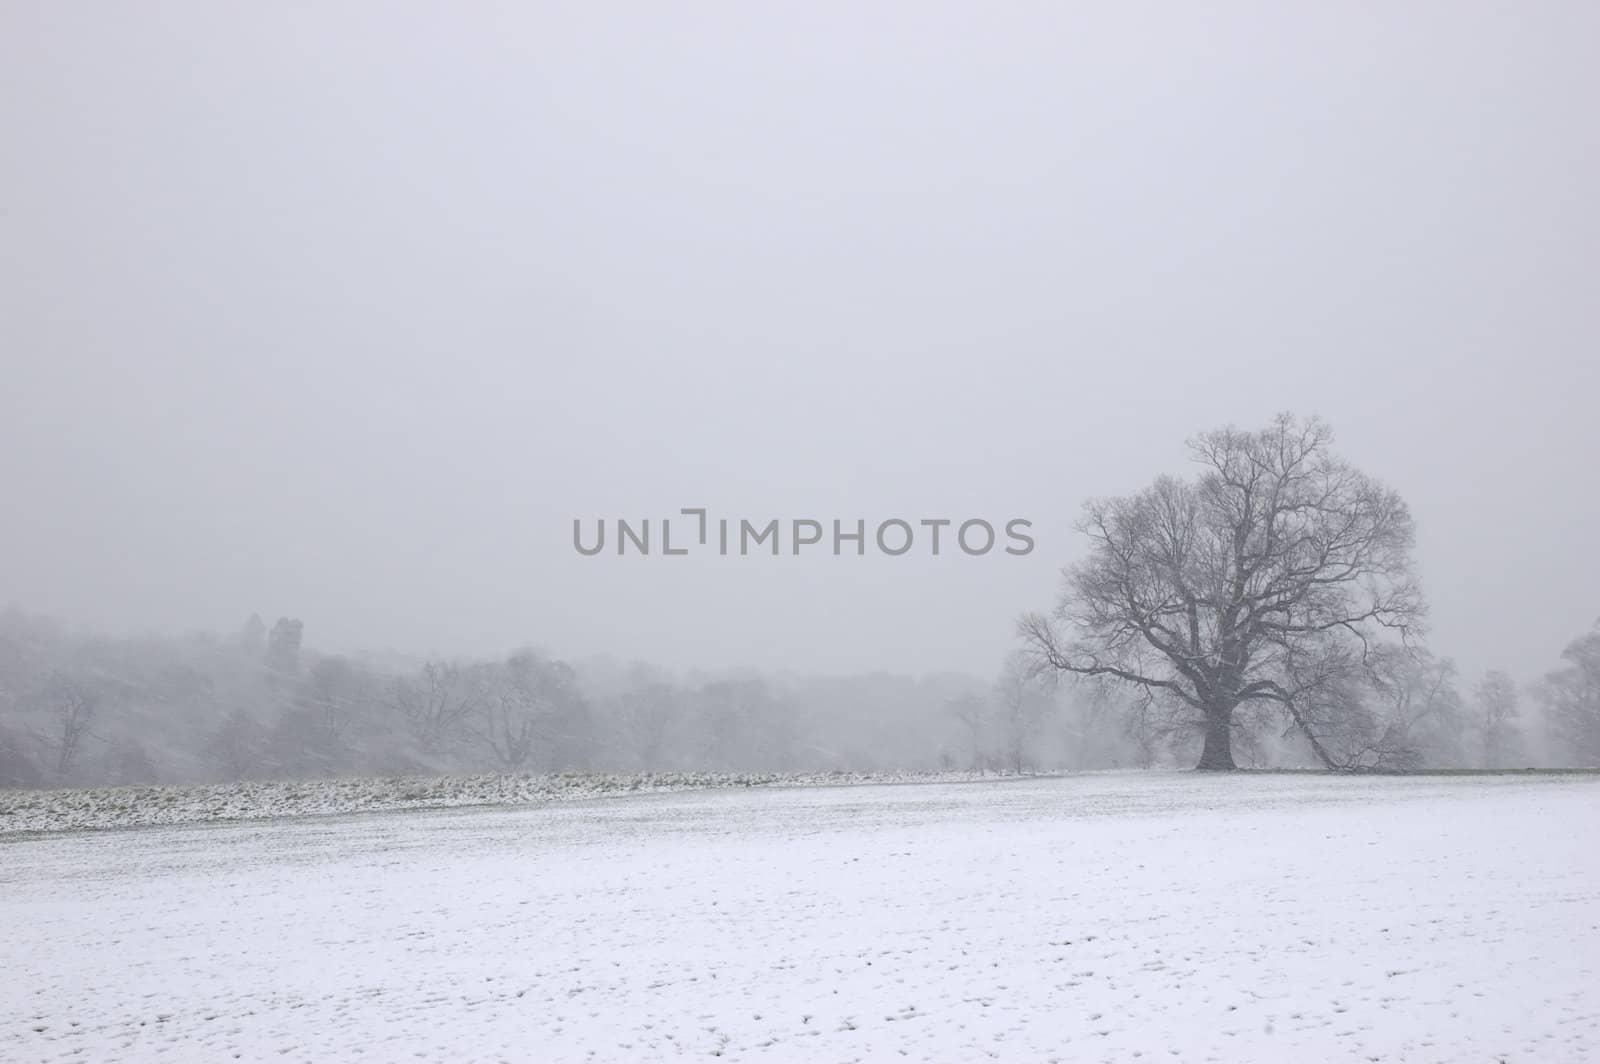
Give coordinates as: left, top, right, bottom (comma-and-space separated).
3, 773, 1597, 1063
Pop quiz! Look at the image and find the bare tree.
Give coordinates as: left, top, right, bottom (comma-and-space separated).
479, 681, 538, 769
474, 652, 578, 770
1361, 649, 1464, 769
43, 672, 101, 779
1268, 647, 1461, 771
1022, 414, 1423, 770
1473, 670, 1521, 769
394, 661, 485, 752
1539, 621, 1600, 766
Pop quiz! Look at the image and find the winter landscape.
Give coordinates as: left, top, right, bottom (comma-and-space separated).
6, 3, 1599, 1062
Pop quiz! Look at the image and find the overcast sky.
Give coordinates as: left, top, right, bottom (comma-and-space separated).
2, 2, 1596, 684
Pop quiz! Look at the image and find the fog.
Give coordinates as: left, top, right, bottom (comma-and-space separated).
2, 5, 1597, 736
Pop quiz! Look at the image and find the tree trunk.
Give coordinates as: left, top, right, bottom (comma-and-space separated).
1195, 711, 1236, 771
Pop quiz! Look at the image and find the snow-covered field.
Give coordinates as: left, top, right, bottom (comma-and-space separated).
3, 773, 1597, 1063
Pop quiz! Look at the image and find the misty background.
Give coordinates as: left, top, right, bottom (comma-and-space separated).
2, 4, 1597, 786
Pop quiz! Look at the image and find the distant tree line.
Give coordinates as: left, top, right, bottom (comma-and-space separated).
0, 603, 1591, 791
0, 609, 1077, 789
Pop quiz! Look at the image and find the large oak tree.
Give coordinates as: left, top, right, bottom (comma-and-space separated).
1022, 414, 1424, 770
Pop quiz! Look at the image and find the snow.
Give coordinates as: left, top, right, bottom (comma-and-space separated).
0, 770, 1017, 835
3, 772, 1597, 1062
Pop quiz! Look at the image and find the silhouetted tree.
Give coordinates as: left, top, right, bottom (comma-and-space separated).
42, 672, 101, 779
394, 661, 485, 752
1023, 414, 1424, 770
473, 651, 583, 769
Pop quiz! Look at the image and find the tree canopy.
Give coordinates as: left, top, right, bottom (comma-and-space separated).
1023, 414, 1425, 770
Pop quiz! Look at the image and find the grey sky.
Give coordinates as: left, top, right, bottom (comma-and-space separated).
2, 3, 1596, 684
